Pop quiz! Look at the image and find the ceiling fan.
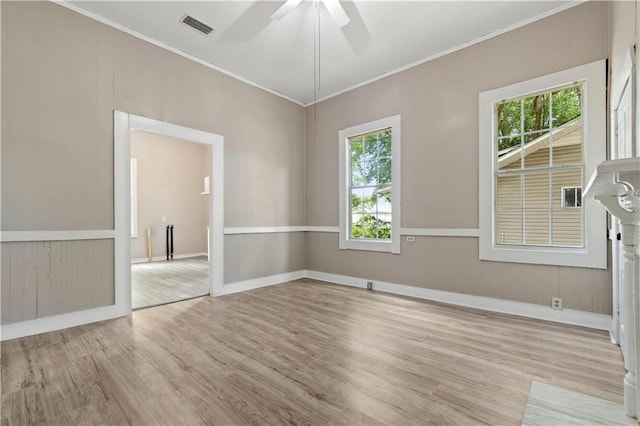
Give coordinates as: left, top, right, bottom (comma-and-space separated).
270, 0, 351, 28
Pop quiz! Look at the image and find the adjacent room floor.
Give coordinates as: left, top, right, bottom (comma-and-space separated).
131, 256, 209, 309
1, 280, 626, 424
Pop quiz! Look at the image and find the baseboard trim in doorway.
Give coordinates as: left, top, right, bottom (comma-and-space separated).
220, 270, 306, 296
303, 270, 611, 331
131, 253, 207, 264
0, 304, 129, 342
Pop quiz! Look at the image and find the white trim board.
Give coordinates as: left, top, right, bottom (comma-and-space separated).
131, 252, 207, 264
0, 303, 129, 342
400, 228, 479, 238
304, 270, 611, 331
223, 227, 478, 238
224, 226, 308, 235
0, 230, 115, 242
220, 270, 305, 296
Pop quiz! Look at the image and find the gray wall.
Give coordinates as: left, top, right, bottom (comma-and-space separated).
130, 131, 209, 261
304, 1, 613, 314
0, 1, 305, 324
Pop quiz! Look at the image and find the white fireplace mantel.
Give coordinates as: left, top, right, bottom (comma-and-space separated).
584, 157, 640, 419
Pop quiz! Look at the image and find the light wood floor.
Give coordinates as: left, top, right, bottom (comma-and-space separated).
1, 279, 625, 425
131, 256, 209, 310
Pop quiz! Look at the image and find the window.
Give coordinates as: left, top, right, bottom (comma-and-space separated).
495, 83, 584, 248
479, 60, 606, 268
561, 187, 582, 208
339, 115, 401, 253
131, 158, 138, 238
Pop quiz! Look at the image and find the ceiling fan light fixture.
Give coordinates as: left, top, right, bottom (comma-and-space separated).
270, 0, 305, 21
321, 0, 350, 28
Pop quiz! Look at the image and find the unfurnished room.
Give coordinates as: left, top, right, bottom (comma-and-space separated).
1, 0, 640, 424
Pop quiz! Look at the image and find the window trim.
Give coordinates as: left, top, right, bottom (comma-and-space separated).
479, 60, 606, 269
339, 115, 401, 254
561, 186, 582, 209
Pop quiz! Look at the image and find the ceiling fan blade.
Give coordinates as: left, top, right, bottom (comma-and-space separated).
322, 0, 350, 28
270, 0, 304, 21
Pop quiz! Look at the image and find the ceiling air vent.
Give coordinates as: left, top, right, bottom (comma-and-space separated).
181, 14, 214, 35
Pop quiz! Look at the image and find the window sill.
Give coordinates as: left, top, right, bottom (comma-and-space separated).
479, 243, 606, 269
340, 238, 399, 254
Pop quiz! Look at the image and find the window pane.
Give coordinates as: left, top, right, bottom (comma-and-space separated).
523, 131, 550, 168
354, 162, 377, 186
377, 214, 392, 239
524, 173, 550, 208
350, 137, 363, 163
351, 163, 365, 186
553, 209, 583, 247
563, 188, 576, 207
552, 169, 582, 208
362, 214, 378, 239
497, 175, 522, 209
377, 157, 391, 184
376, 192, 392, 213
379, 130, 392, 158
524, 210, 550, 246
497, 99, 521, 138
551, 85, 581, 129
576, 188, 582, 207
363, 134, 378, 163
498, 137, 522, 171
362, 187, 377, 214
552, 124, 582, 166
351, 214, 364, 238
351, 189, 365, 214
524, 93, 550, 133
497, 211, 522, 245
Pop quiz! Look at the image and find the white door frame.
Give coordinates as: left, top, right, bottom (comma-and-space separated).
611, 48, 635, 346
114, 111, 224, 315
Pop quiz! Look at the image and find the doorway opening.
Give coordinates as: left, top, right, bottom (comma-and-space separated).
114, 112, 224, 316
130, 131, 211, 309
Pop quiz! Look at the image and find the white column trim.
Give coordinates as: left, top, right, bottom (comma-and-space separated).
0, 230, 116, 242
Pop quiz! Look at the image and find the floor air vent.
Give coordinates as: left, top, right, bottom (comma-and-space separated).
181, 15, 214, 35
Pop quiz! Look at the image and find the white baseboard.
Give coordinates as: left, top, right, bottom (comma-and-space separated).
0, 304, 129, 342
220, 270, 305, 296
304, 270, 611, 331
131, 252, 207, 264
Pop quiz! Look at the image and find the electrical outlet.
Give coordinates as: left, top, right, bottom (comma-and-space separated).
551, 297, 563, 310
367, 281, 373, 291
161, 216, 167, 223
406, 236, 415, 242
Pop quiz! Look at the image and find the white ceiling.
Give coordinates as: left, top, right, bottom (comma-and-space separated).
67, 1, 577, 105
